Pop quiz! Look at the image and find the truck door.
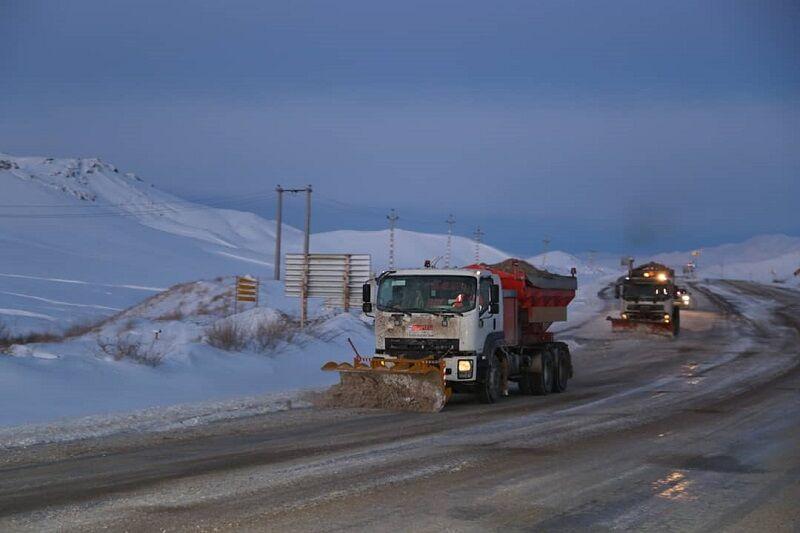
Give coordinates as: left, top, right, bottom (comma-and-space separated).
479, 277, 497, 331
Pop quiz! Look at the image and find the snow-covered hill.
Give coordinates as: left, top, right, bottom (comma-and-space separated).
649, 234, 800, 284
0, 153, 516, 333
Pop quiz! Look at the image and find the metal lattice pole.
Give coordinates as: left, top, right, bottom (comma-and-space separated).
541, 237, 551, 269
445, 214, 455, 268
473, 226, 484, 263
588, 250, 597, 271
387, 209, 399, 269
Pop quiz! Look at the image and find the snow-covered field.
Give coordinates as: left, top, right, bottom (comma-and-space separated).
1, 152, 797, 441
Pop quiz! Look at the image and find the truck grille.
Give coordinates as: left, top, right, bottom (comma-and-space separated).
627, 303, 664, 312
384, 338, 460, 358
626, 303, 667, 321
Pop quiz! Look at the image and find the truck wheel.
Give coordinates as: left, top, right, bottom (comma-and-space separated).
530, 351, 554, 396
476, 355, 502, 404
519, 369, 533, 395
552, 349, 569, 393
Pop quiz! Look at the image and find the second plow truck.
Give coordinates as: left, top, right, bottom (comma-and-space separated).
322, 259, 577, 412
609, 262, 680, 336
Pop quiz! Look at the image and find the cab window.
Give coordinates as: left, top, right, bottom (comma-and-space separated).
479, 278, 493, 314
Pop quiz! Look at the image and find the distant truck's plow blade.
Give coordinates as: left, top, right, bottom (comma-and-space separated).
609, 318, 675, 337
320, 358, 450, 413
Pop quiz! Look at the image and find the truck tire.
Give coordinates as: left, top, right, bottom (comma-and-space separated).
552, 347, 569, 393
519, 367, 534, 395
476, 354, 502, 404
530, 351, 554, 396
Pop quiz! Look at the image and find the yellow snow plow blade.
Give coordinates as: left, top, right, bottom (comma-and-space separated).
609, 317, 675, 337
320, 357, 451, 413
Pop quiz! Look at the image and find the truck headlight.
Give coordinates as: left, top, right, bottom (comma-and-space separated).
664, 314, 671, 322
621, 313, 628, 320
457, 359, 473, 379
681, 294, 690, 303
657, 272, 668, 282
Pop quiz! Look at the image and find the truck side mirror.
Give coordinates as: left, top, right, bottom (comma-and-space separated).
362, 283, 373, 313
490, 283, 500, 314
362, 283, 371, 303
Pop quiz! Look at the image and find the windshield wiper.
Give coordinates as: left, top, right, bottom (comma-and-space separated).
381, 306, 411, 316
403, 307, 438, 315
410, 307, 466, 317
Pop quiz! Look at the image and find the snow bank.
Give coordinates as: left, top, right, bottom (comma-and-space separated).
0, 391, 312, 450
0, 277, 373, 431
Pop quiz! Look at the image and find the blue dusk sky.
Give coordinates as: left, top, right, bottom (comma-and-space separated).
2, 0, 798, 255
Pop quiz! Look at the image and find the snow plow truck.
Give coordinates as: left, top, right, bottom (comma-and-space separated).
321, 259, 577, 412
608, 262, 680, 336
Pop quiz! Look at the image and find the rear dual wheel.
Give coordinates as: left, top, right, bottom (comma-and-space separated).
521, 347, 569, 395
519, 350, 554, 396
552, 348, 569, 393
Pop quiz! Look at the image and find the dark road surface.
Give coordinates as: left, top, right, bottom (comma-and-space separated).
1, 281, 798, 532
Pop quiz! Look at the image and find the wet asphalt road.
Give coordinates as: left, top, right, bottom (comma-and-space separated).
0, 281, 798, 532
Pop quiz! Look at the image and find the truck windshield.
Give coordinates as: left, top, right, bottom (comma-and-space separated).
623, 283, 672, 301
377, 275, 477, 314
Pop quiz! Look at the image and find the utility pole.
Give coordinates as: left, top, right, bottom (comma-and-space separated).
588, 250, 597, 271
445, 214, 455, 268
302, 185, 312, 327
273, 186, 284, 280
473, 226, 484, 263
275, 185, 313, 325
541, 237, 551, 269
387, 209, 399, 269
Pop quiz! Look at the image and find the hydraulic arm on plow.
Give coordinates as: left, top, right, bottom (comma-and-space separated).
322, 259, 577, 412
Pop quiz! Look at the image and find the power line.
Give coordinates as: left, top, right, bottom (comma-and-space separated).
313, 193, 446, 225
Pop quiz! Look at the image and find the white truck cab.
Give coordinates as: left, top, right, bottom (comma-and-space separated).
365, 268, 503, 385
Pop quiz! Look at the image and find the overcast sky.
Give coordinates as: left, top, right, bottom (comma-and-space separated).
2, 0, 798, 255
